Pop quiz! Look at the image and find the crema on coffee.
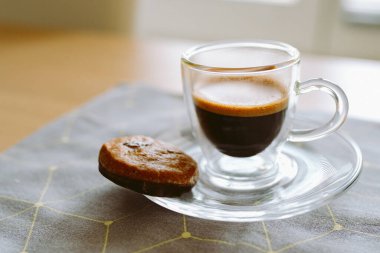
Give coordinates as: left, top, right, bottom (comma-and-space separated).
193, 77, 288, 157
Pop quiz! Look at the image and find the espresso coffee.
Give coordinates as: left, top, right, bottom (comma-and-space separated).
193, 77, 288, 157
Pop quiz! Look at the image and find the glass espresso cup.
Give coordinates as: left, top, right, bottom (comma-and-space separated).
181, 41, 348, 193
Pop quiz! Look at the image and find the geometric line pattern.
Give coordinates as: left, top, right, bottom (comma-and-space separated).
1, 162, 378, 253
1, 86, 379, 253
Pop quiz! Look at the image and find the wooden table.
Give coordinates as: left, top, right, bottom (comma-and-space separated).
1, 26, 379, 151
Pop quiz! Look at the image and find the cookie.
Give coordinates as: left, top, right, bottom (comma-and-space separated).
98, 135, 198, 197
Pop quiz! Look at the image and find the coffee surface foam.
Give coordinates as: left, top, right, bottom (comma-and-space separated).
193, 77, 288, 117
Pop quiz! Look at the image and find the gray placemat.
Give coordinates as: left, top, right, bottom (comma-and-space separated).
0, 85, 379, 253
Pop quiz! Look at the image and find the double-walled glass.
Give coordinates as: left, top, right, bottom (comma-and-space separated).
181, 41, 348, 193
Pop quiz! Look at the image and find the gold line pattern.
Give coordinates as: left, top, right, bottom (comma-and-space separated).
0, 206, 34, 222
327, 205, 338, 225
39, 166, 56, 202
22, 206, 40, 252
44, 206, 105, 224
0, 88, 378, 253
132, 236, 182, 253
0, 165, 378, 253
130, 211, 266, 253
263, 206, 339, 253
112, 204, 153, 223
262, 221, 273, 252
60, 111, 79, 143
237, 241, 266, 252
327, 205, 344, 231
274, 230, 335, 253
21, 165, 57, 253
0, 195, 34, 205
102, 221, 113, 253
183, 215, 187, 232
190, 236, 235, 246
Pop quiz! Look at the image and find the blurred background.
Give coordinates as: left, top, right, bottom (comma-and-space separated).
1, 0, 380, 59
1, 0, 380, 151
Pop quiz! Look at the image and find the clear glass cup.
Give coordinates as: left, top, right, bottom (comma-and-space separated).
181, 40, 349, 193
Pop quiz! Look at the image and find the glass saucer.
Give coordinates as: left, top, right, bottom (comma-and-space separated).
146, 123, 362, 222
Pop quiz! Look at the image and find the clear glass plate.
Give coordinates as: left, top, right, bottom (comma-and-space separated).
146, 121, 362, 222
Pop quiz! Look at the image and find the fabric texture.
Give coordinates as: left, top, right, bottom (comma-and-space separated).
0, 85, 379, 253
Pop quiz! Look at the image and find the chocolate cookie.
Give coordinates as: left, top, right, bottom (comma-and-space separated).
98, 135, 198, 197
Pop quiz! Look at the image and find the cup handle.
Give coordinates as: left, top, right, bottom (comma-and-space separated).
288, 78, 349, 142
